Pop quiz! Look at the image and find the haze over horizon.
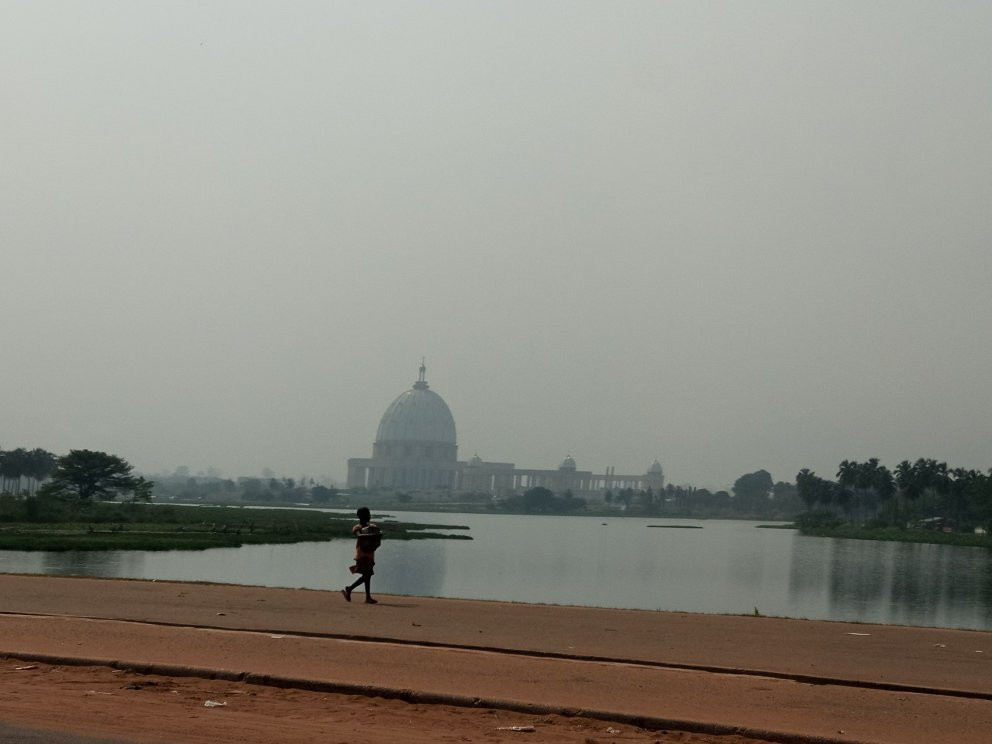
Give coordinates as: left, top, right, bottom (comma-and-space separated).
3, 2, 990, 492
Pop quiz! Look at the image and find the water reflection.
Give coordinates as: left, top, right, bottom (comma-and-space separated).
378, 540, 448, 598
0, 549, 147, 579
49, 550, 147, 579
788, 535, 992, 628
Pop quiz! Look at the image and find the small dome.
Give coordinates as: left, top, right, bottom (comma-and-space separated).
648, 459, 663, 474
559, 455, 576, 470
468, 453, 483, 467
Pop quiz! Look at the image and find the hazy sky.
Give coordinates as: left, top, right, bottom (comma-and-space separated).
3, 2, 990, 490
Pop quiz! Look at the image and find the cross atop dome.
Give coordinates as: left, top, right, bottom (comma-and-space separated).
414, 358, 428, 389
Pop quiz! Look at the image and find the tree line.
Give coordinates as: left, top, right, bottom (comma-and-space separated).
1, 448, 150, 504
0, 447, 341, 507
151, 474, 343, 504
0, 448, 58, 496
796, 458, 992, 533
488, 469, 803, 518
596, 471, 803, 519
8, 445, 988, 535
0, 444, 802, 521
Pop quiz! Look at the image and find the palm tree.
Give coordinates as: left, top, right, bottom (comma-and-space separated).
873, 464, 896, 525
945, 468, 977, 531
915, 458, 949, 523
895, 460, 920, 526
971, 470, 992, 533
857, 458, 886, 524
26, 449, 57, 496
1, 448, 28, 495
836, 460, 857, 521
838, 459, 879, 524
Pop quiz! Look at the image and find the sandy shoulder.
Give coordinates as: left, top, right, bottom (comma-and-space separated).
0, 658, 761, 744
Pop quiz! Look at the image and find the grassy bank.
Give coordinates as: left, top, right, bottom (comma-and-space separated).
0, 501, 470, 551
799, 525, 990, 548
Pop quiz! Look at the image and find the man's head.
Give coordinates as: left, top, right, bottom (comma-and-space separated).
357, 506, 371, 525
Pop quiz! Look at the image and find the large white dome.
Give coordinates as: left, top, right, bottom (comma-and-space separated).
375, 367, 456, 445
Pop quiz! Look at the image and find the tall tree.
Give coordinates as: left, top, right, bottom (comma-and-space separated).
732, 470, 773, 514
969, 470, 992, 533
912, 458, 949, 522
0, 448, 28, 494
895, 460, 921, 524
26, 448, 57, 495
796, 468, 819, 511
837, 458, 888, 525
771, 481, 801, 515
836, 460, 860, 522
39, 450, 152, 502
945, 468, 977, 529
873, 464, 896, 525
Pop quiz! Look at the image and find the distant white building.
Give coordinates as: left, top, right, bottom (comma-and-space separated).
346, 363, 664, 497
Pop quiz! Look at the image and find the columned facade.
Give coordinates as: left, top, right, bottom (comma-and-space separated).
346, 365, 664, 498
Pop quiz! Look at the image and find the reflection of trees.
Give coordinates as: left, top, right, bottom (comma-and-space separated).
827, 540, 890, 612
892, 545, 992, 629
789, 536, 992, 628
840, 541, 989, 626
886, 544, 988, 625
788, 535, 833, 604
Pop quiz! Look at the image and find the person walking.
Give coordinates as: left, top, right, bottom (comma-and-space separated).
342, 507, 381, 604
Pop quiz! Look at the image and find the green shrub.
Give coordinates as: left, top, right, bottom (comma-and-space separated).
795, 511, 843, 530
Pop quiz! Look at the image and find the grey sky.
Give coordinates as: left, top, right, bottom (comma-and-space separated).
3, 2, 990, 490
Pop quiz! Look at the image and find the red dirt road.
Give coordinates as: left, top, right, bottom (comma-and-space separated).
1, 574, 990, 743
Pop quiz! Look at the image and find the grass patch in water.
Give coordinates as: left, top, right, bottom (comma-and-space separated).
800, 525, 989, 548
0, 502, 471, 551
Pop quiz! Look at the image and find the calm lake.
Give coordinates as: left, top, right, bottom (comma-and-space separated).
3, 510, 991, 631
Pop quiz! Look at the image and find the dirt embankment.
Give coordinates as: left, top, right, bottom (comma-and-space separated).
1, 574, 990, 744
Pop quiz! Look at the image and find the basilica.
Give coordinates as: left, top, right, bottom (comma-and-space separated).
346, 364, 664, 498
